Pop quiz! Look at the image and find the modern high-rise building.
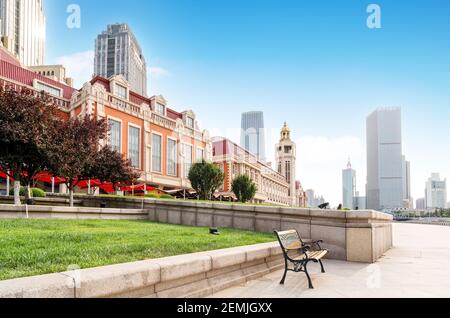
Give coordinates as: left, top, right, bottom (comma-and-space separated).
416, 198, 425, 210
0, 0, 46, 66
353, 192, 367, 210
240, 111, 266, 162
366, 108, 404, 211
275, 122, 296, 205
402, 156, 412, 208
94, 23, 147, 96
342, 159, 356, 209
425, 173, 447, 209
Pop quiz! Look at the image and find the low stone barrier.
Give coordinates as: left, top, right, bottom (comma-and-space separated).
0, 242, 283, 298
0, 204, 147, 220
148, 200, 394, 263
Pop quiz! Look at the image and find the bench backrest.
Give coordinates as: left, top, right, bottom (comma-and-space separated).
274, 230, 304, 252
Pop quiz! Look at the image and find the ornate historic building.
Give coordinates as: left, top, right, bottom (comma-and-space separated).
0, 46, 210, 193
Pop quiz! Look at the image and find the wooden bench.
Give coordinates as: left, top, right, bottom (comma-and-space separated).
274, 230, 328, 289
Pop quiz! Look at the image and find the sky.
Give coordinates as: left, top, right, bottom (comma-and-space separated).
44, 0, 450, 206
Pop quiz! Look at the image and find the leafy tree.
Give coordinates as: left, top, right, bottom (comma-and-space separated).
46, 115, 107, 207
232, 174, 257, 203
188, 160, 224, 200
86, 146, 141, 192
0, 87, 60, 205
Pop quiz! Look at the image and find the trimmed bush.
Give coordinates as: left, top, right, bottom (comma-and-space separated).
9, 187, 46, 197
159, 194, 175, 200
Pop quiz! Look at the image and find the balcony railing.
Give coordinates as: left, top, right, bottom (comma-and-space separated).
151, 113, 176, 130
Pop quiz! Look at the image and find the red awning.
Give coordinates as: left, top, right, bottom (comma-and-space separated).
98, 183, 115, 193
77, 180, 102, 189
33, 172, 66, 185
121, 184, 155, 192
0, 171, 12, 180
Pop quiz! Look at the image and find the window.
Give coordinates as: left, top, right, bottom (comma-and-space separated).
184, 144, 193, 178
196, 148, 204, 162
128, 126, 140, 168
155, 103, 165, 115
108, 119, 121, 152
167, 139, 177, 176
152, 134, 162, 173
34, 81, 61, 97
115, 83, 127, 99
285, 161, 291, 184
187, 117, 194, 128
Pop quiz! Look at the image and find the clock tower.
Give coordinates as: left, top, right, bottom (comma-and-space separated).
275, 123, 297, 206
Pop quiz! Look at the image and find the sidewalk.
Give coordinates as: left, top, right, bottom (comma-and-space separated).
210, 223, 450, 298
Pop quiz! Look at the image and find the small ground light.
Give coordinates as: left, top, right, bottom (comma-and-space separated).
209, 227, 220, 235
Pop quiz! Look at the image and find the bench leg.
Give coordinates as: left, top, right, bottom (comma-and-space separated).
304, 262, 314, 289
319, 259, 326, 273
280, 267, 288, 285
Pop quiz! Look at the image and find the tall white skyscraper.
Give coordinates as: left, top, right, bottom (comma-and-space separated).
342, 160, 356, 209
425, 173, 447, 209
402, 156, 412, 208
0, 0, 46, 66
366, 108, 404, 211
240, 111, 266, 162
94, 23, 147, 96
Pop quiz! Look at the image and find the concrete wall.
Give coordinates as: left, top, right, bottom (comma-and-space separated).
0, 204, 148, 220
148, 200, 394, 263
0, 242, 284, 298
0, 198, 394, 263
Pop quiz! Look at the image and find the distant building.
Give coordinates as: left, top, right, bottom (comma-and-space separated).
353, 191, 366, 210
366, 108, 404, 211
275, 122, 297, 205
416, 198, 425, 210
240, 111, 266, 162
342, 160, 356, 209
305, 189, 325, 208
295, 181, 307, 208
212, 137, 291, 206
425, 173, 447, 209
0, 0, 46, 66
29, 65, 74, 87
402, 156, 412, 208
94, 23, 147, 96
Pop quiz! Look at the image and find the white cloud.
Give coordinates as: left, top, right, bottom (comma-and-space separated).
293, 136, 366, 207
56, 50, 94, 88
148, 66, 169, 79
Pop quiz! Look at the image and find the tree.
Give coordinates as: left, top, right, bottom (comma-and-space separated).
232, 174, 257, 204
46, 115, 107, 207
0, 87, 60, 205
188, 160, 224, 200
86, 146, 141, 192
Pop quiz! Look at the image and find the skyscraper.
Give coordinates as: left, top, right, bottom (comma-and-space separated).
240, 111, 266, 162
366, 108, 404, 211
342, 160, 356, 209
94, 23, 147, 96
425, 173, 447, 209
0, 0, 46, 66
402, 156, 412, 208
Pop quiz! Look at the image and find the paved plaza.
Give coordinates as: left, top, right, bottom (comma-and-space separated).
210, 223, 450, 298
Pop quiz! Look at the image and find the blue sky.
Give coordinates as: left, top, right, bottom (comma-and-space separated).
44, 0, 450, 206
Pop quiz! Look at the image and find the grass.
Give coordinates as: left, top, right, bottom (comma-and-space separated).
0, 219, 275, 281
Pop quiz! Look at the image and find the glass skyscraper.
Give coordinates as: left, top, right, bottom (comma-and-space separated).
94, 23, 147, 96
240, 111, 266, 162
366, 108, 404, 211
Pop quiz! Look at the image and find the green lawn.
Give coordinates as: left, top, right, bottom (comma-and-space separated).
0, 219, 275, 281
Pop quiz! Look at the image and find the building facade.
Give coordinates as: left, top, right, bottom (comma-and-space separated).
0, 0, 45, 66
416, 198, 425, 211
342, 160, 356, 209
353, 192, 367, 210
275, 122, 297, 206
29, 64, 74, 87
240, 111, 266, 163
402, 156, 412, 208
305, 189, 325, 208
94, 24, 147, 96
0, 46, 210, 193
425, 173, 447, 210
366, 108, 404, 211
212, 137, 291, 206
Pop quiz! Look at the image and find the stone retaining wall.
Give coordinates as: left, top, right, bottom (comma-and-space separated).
0, 242, 283, 298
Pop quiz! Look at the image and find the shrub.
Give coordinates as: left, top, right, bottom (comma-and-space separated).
145, 193, 160, 199
232, 175, 257, 203
188, 160, 224, 200
159, 194, 175, 200
9, 187, 46, 197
